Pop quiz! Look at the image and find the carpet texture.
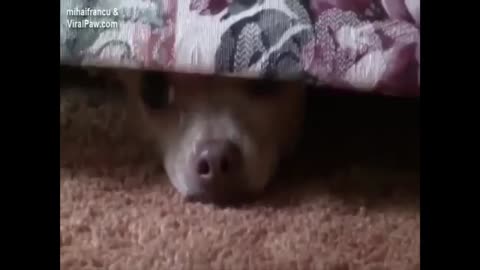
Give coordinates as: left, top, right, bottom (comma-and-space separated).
60, 87, 420, 270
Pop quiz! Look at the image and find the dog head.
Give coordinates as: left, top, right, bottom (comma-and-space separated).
121, 70, 305, 204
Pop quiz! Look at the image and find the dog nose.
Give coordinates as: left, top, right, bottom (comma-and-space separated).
195, 140, 241, 182
188, 140, 243, 203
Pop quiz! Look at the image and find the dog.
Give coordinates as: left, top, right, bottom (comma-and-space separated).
118, 69, 306, 205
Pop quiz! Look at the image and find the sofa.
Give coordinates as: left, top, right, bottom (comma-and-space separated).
60, 0, 420, 97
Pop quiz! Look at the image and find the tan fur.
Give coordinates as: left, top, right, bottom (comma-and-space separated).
118, 70, 305, 200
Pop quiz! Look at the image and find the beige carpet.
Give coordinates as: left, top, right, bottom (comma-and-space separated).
60, 88, 420, 270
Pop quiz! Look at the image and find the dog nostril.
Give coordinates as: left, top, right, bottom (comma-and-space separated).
197, 159, 211, 176
220, 157, 230, 173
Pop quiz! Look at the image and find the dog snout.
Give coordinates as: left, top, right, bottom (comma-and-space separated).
187, 140, 244, 203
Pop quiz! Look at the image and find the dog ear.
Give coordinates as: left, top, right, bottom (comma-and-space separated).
139, 71, 172, 110
114, 68, 143, 97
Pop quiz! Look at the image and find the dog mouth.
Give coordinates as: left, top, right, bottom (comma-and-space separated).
184, 188, 260, 207
178, 168, 260, 206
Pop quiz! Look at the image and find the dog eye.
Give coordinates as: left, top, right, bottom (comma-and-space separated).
140, 72, 173, 109
248, 79, 283, 97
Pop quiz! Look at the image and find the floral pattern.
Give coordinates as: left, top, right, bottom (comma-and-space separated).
60, 0, 420, 96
